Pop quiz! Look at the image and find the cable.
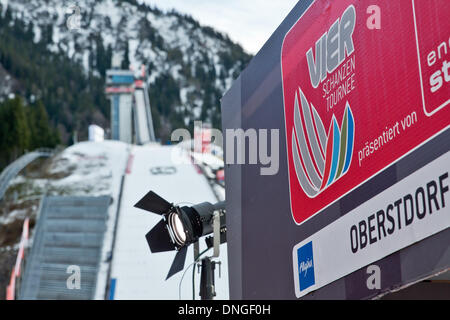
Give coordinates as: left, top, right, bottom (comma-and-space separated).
178, 261, 195, 300
192, 262, 196, 300
178, 247, 210, 300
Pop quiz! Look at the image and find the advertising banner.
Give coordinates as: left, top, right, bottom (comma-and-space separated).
293, 152, 449, 297
281, 0, 449, 226
222, 0, 449, 299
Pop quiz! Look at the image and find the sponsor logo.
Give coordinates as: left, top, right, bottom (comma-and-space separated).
281, 2, 359, 225
306, 5, 356, 88
299, 259, 313, 277
291, 88, 355, 197
297, 241, 315, 291
411, 0, 450, 116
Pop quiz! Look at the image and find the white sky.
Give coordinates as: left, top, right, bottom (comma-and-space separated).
139, 0, 299, 54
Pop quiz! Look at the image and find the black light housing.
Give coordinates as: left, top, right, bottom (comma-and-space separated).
134, 190, 226, 279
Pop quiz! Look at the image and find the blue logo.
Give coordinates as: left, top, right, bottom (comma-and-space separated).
297, 241, 315, 291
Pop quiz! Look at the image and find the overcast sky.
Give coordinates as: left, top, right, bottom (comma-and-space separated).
139, 0, 299, 54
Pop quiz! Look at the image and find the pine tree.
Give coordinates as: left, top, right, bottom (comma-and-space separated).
29, 101, 53, 148
0, 98, 31, 161
121, 40, 130, 69
96, 35, 107, 77
0, 98, 60, 169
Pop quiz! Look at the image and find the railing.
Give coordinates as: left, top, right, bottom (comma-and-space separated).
0, 149, 55, 201
2, 149, 55, 299
6, 218, 30, 300
34, 148, 55, 156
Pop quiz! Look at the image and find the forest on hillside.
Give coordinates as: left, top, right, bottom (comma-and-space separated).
0, 98, 60, 169
0, 1, 251, 170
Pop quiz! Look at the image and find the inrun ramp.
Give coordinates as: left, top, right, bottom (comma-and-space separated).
134, 82, 156, 144
19, 196, 111, 300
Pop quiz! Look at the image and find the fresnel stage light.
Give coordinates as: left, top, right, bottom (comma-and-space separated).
134, 191, 226, 280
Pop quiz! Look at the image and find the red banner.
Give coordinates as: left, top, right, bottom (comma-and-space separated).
281, 0, 449, 225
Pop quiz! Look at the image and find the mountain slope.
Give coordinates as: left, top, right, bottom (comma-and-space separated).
0, 0, 252, 142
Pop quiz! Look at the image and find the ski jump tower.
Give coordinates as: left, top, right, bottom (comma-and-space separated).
105, 65, 156, 145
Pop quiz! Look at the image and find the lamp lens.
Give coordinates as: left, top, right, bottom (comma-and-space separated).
169, 212, 186, 246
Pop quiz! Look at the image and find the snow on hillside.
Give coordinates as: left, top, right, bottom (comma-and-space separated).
0, 141, 130, 242
0, 140, 130, 298
1, 0, 250, 126
47, 141, 129, 197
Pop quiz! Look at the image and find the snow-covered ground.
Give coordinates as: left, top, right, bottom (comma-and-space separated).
47, 140, 130, 197
1, 140, 229, 300
1, 140, 130, 240
52, 141, 131, 301
0, 140, 131, 299
109, 144, 229, 300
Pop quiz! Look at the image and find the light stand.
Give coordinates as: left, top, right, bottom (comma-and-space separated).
199, 257, 216, 300
196, 208, 225, 300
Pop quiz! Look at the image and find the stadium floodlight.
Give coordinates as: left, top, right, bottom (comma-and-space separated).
134, 190, 226, 280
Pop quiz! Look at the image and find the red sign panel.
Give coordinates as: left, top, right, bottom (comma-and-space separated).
281, 0, 449, 225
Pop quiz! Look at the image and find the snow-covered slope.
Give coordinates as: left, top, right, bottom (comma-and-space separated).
110, 144, 229, 300
0, 0, 251, 129
0, 141, 129, 239
47, 140, 129, 196
0, 140, 130, 298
